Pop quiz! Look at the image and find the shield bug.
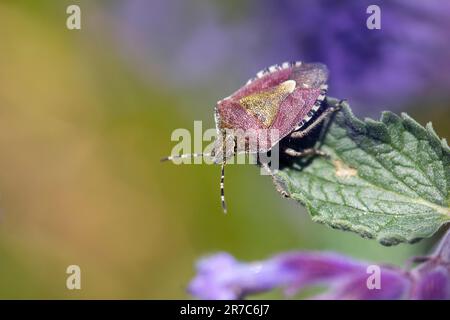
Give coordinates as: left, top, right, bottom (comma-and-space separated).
162, 61, 343, 213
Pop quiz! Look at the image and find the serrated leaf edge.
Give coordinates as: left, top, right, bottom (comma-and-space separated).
274, 101, 450, 245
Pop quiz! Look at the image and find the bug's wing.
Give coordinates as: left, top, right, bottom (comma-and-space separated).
215, 80, 296, 130
289, 63, 328, 89
269, 63, 328, 141
215, 62, 328, 148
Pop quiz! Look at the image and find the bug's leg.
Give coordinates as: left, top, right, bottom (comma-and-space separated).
261, 162, 290, 198
284, 148, 328, 158
160, 153, 210, 162
220, 162, 227, 213
290, 99, 345, 139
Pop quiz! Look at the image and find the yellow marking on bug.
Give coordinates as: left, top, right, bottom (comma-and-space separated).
239, 80, 296, 127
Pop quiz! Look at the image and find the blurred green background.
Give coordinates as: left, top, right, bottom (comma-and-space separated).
0, 0, 448, 298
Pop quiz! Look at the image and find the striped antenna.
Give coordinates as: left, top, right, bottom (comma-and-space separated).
220, 163, 227, 214
160, 153, 210, 162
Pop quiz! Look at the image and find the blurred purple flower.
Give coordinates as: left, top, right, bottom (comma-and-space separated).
109, 0, 450, 113
409, 230, 450, 299
188, 252, 409, 300
189, 230, 450, 300
260, 0, 450, 112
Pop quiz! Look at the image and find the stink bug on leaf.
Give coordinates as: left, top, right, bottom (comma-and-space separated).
162, 61, 344, 213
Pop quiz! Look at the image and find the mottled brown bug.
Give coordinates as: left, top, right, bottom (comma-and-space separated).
162, 61, 343, 212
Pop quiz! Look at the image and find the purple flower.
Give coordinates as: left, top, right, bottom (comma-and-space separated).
188, 252, 409, 300
189, 230, 450, 300
259, 0, 450, 113
409, 231, 450, 299
411, 266, 449, 299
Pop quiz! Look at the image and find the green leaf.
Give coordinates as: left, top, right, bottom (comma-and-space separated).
274, 98, 450, 245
